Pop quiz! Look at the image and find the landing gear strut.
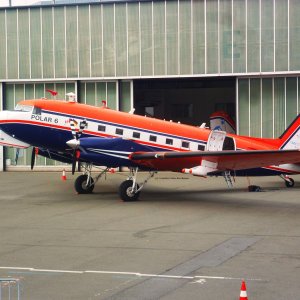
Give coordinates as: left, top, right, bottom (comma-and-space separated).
74, 164, 109, 194
280, 174, 295, 188
118, 168, 156, 202
75, 175, 95, 194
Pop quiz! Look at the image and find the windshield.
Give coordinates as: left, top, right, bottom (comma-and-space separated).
14, 104, 33, 112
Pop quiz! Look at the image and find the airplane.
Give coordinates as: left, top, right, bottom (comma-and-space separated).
0, 93, 300, 201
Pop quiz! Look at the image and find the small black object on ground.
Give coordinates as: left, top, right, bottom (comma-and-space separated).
248, 185, 262, 192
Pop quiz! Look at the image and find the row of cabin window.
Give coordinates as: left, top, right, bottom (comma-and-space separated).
98, 124, 205, 151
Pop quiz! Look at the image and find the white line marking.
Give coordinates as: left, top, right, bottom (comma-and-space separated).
0, 267, 264, 282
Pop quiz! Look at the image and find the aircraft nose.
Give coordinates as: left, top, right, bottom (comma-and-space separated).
66, 139, 80, 149
0, 110, 8, 126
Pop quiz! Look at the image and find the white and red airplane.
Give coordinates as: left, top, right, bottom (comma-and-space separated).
0, 94, 300, 201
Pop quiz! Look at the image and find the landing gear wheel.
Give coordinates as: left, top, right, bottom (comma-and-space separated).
285, 178, 295, 188
74, 174, 95, 194
119, 180, 140, 202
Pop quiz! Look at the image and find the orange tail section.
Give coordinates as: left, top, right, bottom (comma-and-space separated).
279, 114, 300, 149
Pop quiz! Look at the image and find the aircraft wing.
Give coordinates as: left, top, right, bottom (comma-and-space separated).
129, 149, 300, 173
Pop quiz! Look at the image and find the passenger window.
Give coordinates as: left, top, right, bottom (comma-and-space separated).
133, 132, 140, 139
115, 128, 123, 135
166, 138, 173, 145
98, 125, 106, 132
182, 141, 189, 148
149, 135, 157, 142
198, 144, 205, 151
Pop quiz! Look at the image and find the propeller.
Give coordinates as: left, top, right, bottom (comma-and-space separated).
31, 147, 39, 170
68, 119, 87, 174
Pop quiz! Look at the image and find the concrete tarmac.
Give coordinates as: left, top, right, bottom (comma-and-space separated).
0, 171, 300, 299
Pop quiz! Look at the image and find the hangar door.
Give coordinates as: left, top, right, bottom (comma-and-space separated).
134, 78, 236, 128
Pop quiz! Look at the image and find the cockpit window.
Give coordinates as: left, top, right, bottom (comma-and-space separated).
32, 106, 42, 115
15, 104, 33, 112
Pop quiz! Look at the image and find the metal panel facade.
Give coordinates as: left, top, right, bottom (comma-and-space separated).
237, 77, 299, 138
0, 0, 299, 80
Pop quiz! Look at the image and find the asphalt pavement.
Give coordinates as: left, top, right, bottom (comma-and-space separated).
0, 171, 300, 299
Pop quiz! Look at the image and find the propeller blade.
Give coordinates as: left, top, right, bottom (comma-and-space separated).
31, 147, 36, 170
69, 119, 87, 140
72, 150, 77, 175
68, 119, 85, 174
69, 119, 77, 140
77, 119, 87, 139
71, 150, 81, 175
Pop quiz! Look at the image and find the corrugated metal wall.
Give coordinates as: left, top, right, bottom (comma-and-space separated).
0, 0, 299, 80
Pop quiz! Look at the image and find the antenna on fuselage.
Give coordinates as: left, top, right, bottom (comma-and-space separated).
66, 92, 77, 103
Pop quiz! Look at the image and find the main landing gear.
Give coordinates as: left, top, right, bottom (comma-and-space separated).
280, 174, 295, 188
119, 168, 156, 202
74, 164, 156, 201
74, 164, 109, 194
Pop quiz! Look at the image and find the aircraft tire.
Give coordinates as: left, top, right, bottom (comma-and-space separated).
285, 178, 295, 188
119, 180, 140, 202
74, 175, 95, 194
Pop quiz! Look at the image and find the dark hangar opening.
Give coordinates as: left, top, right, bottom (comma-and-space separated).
133, 78, 236, 128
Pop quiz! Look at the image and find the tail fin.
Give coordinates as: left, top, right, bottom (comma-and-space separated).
280, 114, 300, 149
209, 111, 236, 134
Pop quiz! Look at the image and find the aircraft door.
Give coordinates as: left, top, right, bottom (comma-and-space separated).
222, 136, 236, 150
206, 130, 226, 151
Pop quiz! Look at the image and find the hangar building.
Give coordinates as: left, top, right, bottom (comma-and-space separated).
0, 0, 300, 170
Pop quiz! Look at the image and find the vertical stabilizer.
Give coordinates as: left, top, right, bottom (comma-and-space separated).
280, 114, 300, 149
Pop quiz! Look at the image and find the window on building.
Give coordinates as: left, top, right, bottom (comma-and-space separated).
115, 128, 123, 135
98, 125, 106, 132
149, 135, 157, 142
